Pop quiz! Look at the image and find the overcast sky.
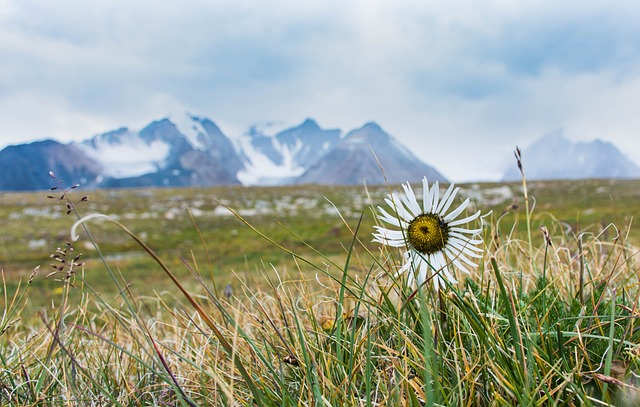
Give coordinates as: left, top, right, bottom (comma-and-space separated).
2, 0, 640, 181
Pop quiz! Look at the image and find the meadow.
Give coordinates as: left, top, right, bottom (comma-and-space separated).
1, 176, 640, 405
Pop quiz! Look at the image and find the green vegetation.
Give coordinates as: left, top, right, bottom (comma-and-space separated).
1, 177, 640, 405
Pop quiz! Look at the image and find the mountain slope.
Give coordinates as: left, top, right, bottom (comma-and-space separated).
0, 139, 102, 191
296, 122, 447, 185
502, 130, 640, 181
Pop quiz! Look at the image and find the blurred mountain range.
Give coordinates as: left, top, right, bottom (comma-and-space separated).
3, 116, 638, 191
502, 130, 640, 181
0, 113, 446, 191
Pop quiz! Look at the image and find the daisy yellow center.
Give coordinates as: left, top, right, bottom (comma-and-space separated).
407, 213, 449, 255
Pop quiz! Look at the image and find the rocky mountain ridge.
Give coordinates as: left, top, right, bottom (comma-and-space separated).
0, 114, 445, 191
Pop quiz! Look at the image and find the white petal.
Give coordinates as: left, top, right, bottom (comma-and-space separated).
427, 257, 441, 290
372, 227, 406, 242
450, 240, 484, 253
450, 245, 483, 258
442, 265, 458, 284
373, 226, 404, 239
448, 210, 481, 226
430, 181, 440, 214
448, 236, 484, 254
406, 271, 415, 287
377, 206, 401, 227
434, 251, 457, 285
372, 236, 406, 246
461, 246, 484, 258
401, 251, 417, 286
435, 182, 455, 212
422, 177, 432, 213
436, 252, 468, 283
450, 231, 484, 245
432, 274, 440, 291
373, 236, 406, 248
448, 255, 471, 275
426, 252, 438, 288
445, 247, 478, 267
375, 239, 406, 248
416, 256, 428, 285
450, 226, 483, 235
388, 193, 413, 223
395, 252, 410, 274
448, 235, 483, 252
402, 183, 421, 217
438, 186, 460, 215
383, 196, 399, 212
459, 246, 484, 259
443, 198, 469, 222
426, 250, 442, 272
399, 253, 411, 272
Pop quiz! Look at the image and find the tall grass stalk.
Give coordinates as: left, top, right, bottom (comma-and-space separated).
514, 147, 536, 294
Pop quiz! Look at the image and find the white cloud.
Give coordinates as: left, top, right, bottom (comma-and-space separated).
0, 91, 107, 142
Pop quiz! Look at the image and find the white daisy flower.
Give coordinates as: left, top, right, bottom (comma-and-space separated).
373, 177, 484, 290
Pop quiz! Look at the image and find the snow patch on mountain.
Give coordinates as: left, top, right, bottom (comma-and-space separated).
77, 131, 170, 179
235, 133, 305, 185
168, 112, 208, 150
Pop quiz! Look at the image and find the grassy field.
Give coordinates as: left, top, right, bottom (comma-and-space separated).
2, 178, 638, 308
1, 177, 640, 405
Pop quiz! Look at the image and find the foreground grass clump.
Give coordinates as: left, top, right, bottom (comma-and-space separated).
1, 180, 640, 405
